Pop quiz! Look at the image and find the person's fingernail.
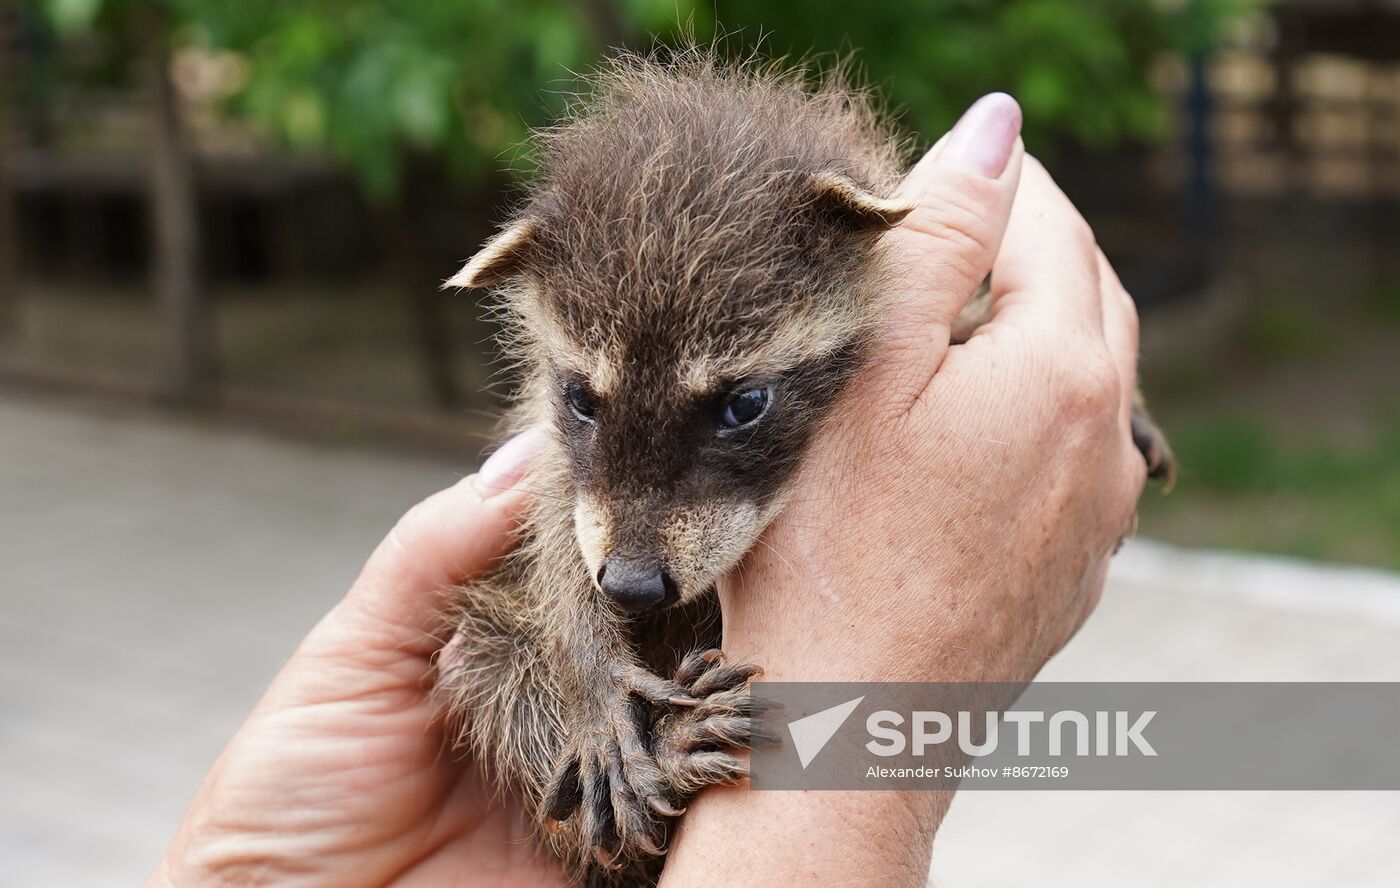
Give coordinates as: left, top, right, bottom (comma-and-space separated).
474, 429, 540, 497
940, 93, 1022, 177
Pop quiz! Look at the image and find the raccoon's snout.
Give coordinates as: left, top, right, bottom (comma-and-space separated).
597, 556, 677, 613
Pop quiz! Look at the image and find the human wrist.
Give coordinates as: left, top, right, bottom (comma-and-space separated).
663, 782, 950, 887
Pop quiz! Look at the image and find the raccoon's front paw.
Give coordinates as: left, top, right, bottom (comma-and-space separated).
652, 649, 770, 797
541, 667, 693, 869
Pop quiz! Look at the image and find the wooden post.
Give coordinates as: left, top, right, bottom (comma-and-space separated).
377, 197, 463, 409
140, 4, 214, 402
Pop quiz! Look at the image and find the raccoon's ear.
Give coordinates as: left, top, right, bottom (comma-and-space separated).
443, 217, 542, 289
810, 172, 916, 229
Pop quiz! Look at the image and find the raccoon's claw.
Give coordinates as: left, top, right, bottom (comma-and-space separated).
566, 734, 673, 864
633, 830, 668, 856
647, 796, 686, 817
691, 661, 762, 697
673, 648, 723, 684
616, 665, 694, 707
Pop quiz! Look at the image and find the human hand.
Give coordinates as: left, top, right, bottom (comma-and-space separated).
723, 93, 1144, 684
665, 93, 1147, 886
150, 431, 564, 888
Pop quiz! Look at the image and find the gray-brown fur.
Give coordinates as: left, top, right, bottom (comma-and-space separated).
439, 48, 1173, 887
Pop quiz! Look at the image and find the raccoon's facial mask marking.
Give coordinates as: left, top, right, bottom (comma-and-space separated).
560, 375, 778, 438
558, 345, 859, 613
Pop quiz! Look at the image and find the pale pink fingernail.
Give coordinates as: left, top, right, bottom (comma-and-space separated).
940, 93, 1022, 178
474, 429, 541, 497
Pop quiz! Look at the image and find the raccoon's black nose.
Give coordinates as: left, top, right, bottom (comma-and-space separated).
598, 557, 676, 613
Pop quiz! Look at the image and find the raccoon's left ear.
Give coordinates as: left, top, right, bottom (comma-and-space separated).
443, 217, 542, 289
810, 172, 916, 229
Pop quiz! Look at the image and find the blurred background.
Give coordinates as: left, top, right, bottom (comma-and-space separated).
1, 1, 1397, 886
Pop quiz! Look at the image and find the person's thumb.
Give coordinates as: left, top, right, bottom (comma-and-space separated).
327, 428, 543, 659
878, 93, 1023, 401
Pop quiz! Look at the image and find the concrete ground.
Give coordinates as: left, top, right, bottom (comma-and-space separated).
1, 393, 1397, 888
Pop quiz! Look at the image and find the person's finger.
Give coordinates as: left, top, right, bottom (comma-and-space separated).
340, 427, 544, 649
989, 156, 1103, 336
877, 93, 1023, 401
1096, 249, 1141, 437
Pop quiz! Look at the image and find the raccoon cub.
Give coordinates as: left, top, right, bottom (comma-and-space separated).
440, 51, 1171, 886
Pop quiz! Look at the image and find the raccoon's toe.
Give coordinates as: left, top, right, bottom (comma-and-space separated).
581, 741, 670, 866
542, 699, 676, 867
673, 647, 762, 696
652, 649, 775, 796
653, 698, 775, 797
543, 655, 769, 870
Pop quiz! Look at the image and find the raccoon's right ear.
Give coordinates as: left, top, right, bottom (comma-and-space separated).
810, 172, 916, 229
443, 217, 542, 289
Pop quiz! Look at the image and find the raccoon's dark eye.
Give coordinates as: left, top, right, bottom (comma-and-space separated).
719, 386, 771, 430
564, 382, 598, 423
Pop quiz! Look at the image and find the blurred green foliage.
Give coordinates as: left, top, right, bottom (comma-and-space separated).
30, 0, 1264, 199
1364, 280, 1400, 325
1141, 412, 1400, 568
1174, 416, 1276, 492
715, 0, 1263, 155
182, 0, 702, 197
1238, 299, 1337, 361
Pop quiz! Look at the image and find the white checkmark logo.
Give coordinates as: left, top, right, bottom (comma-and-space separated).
787, 696, 865, 769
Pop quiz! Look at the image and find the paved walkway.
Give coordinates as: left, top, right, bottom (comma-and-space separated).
1, 394, 1397, 888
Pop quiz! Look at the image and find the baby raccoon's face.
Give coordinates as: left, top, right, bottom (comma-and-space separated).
450, 173, 910, 613
449, 131, 911, 612
553, 337, 859, 612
